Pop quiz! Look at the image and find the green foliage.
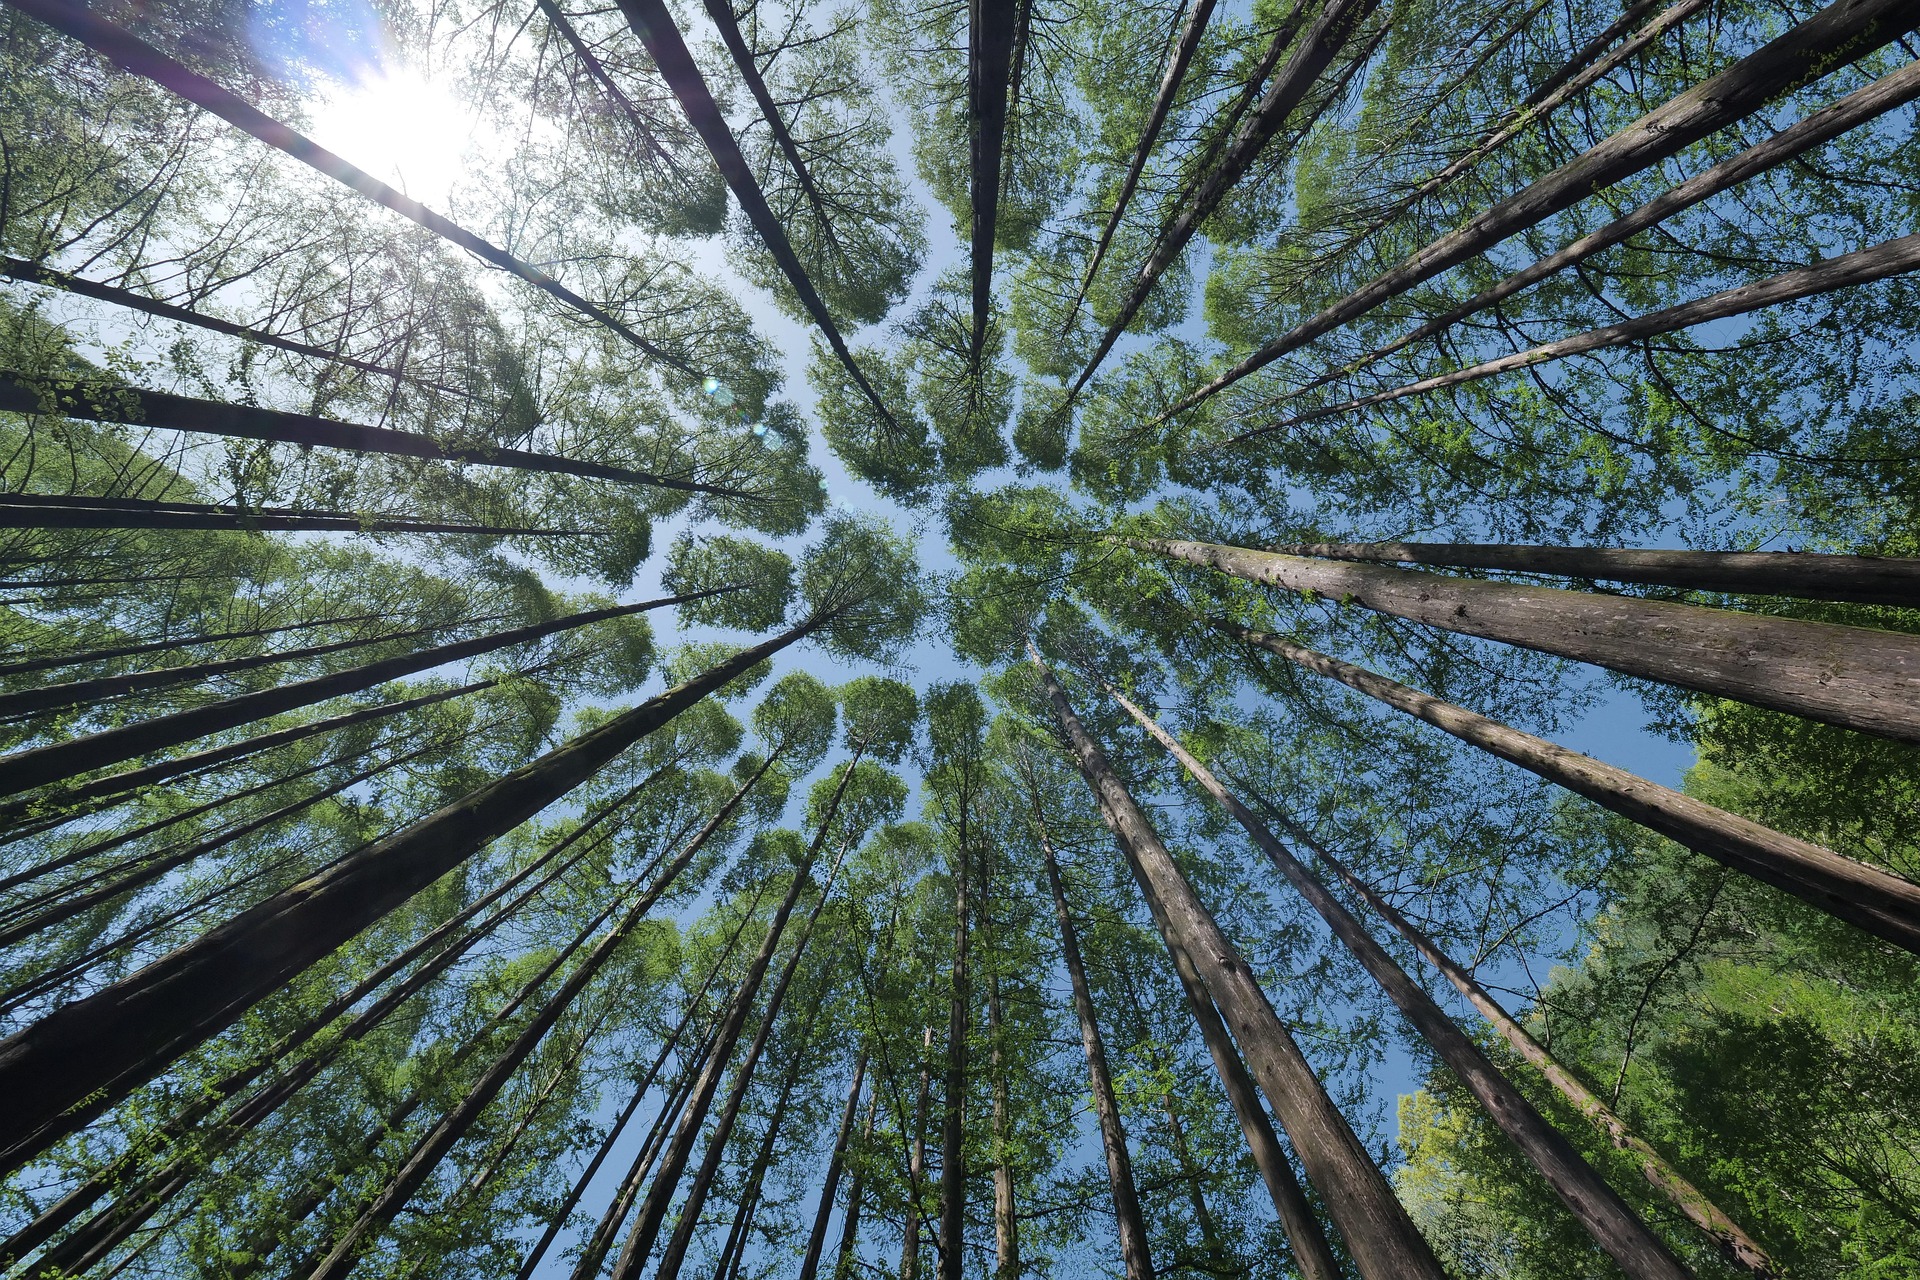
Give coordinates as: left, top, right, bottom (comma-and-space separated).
662, 534, 796, 632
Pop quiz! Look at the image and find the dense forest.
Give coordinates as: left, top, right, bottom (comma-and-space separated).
0, 0, 1917, 1277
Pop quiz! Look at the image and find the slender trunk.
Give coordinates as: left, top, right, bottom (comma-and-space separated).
0, 678, 492, 834
1074, 0, 1382, 392
0, 256, 459, 392
1112, 688, 1694, 1280
0, 377, 733, 493
983, 869, 1019, 1280
834, 1090, 880, 1280
0, 492, 585, 536
1161, 1097, 1230, 1272
1281, 811, 1779, 1279
901, 1025, 935, 1280
0, 611, 384, 680
1037, 827, 1155, 1280
1178, 0, 1920, 405
799, 1052, 870, 1280
607, 755, 864, 1280
967, 0, 1020, 366
0, 590, 718, 799
3, 0, 699, 373
1259, 56, 1920, 414
0, 736, 437, 947
1233, 231, 1920, 440
1062, 0, 1220, 334
1139, 537, 1920, 744
1221, 622, 1920, 954
0, 613, 820, 1175
700, 1004, 822, 1280
0, 616, 458, 722
611, 0, 898, 427
1260, 540, 1920, 608
1032, 648, 1448, 1280
938, 828, 971, 1280
300, 757, 770, 1280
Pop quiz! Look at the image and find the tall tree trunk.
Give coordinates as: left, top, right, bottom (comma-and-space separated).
1138, 537, 1920, 744
0, 612, 822, 1175
701, 1003, 823, 1280
799, 1052, 870, 1280
1177, 0, 1920, 406
299, 755, 773, 1280
607, 754, 865, 1280
982, 878, 1020, 1280
1221, 621, 1920, 953
1259, 539, 1920, 608
1061, 0, 1220, 335
901, 1024, 935, 1280
0, 492, 585, 536
611, 0, 899, 427
0, 377, 734, 493
1031, 648, 1449, 1280
1073, 0, 1383, 392
1230, 231, 1920, 441
967, 0, 1020, 367
1160, 1096, 1232, 1275
0, 611, 384, 680
834, 1091, 881, 1280
3, 0, 702, 374
0, 256, 459, 392
0, 678, 493, 834
0, 589, 719, 799
1036, 824, 1154, 1280
938, 822, 972, 1280
1111, 687, 1695, 1280
1257, 56, 1920, 414
1268, 795, 1780, 1278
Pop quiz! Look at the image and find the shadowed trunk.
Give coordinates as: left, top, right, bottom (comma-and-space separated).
0, 611, 384, 680
1111, 686, 1694, 1280
967, 0, 1019, 367
833, 1090, 881, 1280
0, 492, 586, 536
1139, 537, 1920, 744
798, 1052, 869, 1280
1032, 648, 1448, 1280
1220, 621, 1920, 953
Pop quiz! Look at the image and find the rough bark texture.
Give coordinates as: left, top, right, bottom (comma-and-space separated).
1222, 621, 1920, 954
1038, 827, 1156, 1280
1112, 687, 1693, 1280
0, 619, 811, 1175
1182, 0, 1920, 401
1142, 537, 1920, 743
1263, 540, 1920, 607
1033, 650, 1448, 1280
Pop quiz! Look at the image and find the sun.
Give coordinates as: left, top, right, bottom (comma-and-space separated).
305, 63, 478, 205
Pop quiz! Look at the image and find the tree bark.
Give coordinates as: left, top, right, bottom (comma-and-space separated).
983, 896, 1020, 1280
1061, 0, 1220, 335
0, 492, 585, 536
901, 1024, 935, 1280
1111, 686, 1694, 1280
1262, 797, 1781, 1279
0, 612, 816, 1175
0, 610, 384, 680
1037, 822, 1155, 1280
0, 376, 737, 494
1254, 56, 1920, 416
1178, 0, 1920, 406
1260, 540, 1920, 608
1032, 648, 1449, 1280
1139, 537, 1920, 744
938, 814, 972, 1280
833, 1090, 881, 1280
0, 590, 715, 799
1160, 1096, 1231, 1275
1229, 231, 1920, 440
967, 0, 1020, 366
701, 1002, 822, 1280
1220, 621, 1920, 954
798, 1052, 870, 1280
2, 0, 701, 375
1073, 0, 1383, 392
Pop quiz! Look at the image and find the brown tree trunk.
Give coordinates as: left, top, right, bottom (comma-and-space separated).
1265, 799, 1782, 1280
901, 1024, 935, 1280
1111, 687, 1694, 1280
0, 492, 584, 536
1177, 0, 1920, 404
938, 819, 972, 1280
834, 1091, 881, 1280
1032, 648, 1448, 1280
1037, 823, 1155, 1280
1222, 621, 1920, 953
0, 615, 816, 1175
0, 589, 718, 799
1160, 1096, 1229, 1272
1140, 537, 1920, 744
699, 1004, 822, 1280
2, 0, 701, 375
983, 879, 1020, 1280
799, 1052, 870, 1280
1260, 540, 1920, 608
967, 0, 1020, 365
0, 611, 383, 680
0, 376, 731, 493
